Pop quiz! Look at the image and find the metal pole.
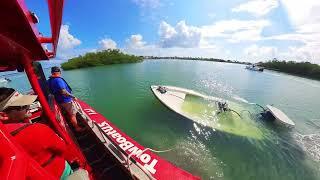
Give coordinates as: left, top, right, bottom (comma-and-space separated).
22, 55, 89, 168
22, 55, 68, 140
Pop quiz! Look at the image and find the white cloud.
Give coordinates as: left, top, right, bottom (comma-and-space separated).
56, 24, 83, 59
132, 0, 161, 8
279, 45, 320, 63
57, 48, 97, 60
99, 38, 117, 50
124, 32, 229, 59
125, 46, 230, 59
208, 13, 216, 19
58, 25, 81, 50
232, 0, 279, 17
157, 19, 270, 46
126, 34, 147, 49
262, 0, 320, 62
266, 28, 320, 63
201, 19, 270, 41
124, 20, 271, 61
158, 19, 271, 48
280, 0, 320, 36
280, 0, 320, 27
244, 45, 277, 60
159, 21, 202, 48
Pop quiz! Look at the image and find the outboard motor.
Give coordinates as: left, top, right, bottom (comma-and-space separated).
260, 110, 275, 121
217, 101, 229, 112
157, 86, 167, 94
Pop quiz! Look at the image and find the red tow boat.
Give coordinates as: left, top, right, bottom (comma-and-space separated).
0, 0, 200, 179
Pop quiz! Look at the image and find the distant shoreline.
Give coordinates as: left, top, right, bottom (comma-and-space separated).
145, 57, 320, 81
143, 56, 249, 65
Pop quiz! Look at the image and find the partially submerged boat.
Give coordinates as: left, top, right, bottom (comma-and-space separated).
0, 1, 199, 179
260, 105, 295, 127
151, 85, 264, 139
245, 64, 264, 72
151, 85, 295, 139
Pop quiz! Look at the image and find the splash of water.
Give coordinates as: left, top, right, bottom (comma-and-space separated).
199, 79, 234, 98
232, 95, 249, 103
172, 130, 225, 179
293, 133, 320, 162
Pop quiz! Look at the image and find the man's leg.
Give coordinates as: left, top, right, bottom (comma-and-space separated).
61, 102, 83, 131
70, 113, 82, 131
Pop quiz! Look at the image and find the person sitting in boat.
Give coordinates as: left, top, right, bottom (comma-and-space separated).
0, 87, 36, 123
47, 66, 83, 132
157, 86, 167, 94
4, 77, 11, 82
0, 87, 73, 179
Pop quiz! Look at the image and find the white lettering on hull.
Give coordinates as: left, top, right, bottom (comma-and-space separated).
84, 108, 98, 115
97, 120, 158, 174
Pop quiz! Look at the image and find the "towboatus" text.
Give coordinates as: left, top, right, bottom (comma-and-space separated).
98, 121, 158, 174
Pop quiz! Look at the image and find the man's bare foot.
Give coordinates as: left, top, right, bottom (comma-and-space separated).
75, 126, 85, 132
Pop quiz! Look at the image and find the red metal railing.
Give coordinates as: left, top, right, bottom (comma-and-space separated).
47, 0, 64, 57
0, 0, 92, 178
22, 55, 89, 169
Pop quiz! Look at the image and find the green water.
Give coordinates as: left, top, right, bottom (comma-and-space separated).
5, 60, 320, 179
181, 95, 264, 139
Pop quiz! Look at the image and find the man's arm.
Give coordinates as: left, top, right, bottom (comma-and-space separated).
61, 89, 75, 99
55, 79, 76, 99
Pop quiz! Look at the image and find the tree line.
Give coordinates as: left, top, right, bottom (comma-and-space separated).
259, 59, 320, 80
61, 49, 143, 70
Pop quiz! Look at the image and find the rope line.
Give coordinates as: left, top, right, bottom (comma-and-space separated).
126, 147, 175, 180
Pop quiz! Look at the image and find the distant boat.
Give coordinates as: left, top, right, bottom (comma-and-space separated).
4, 77, 11, 82
0, 77, 11, 83
245, 64, 264, 72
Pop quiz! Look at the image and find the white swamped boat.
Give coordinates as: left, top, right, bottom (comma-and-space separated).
150, 85, 264, 139
151, 85, 221, 113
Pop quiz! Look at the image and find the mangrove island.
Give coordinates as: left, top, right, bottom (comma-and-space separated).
61, 49, 143, 70
259, 59, 320, 80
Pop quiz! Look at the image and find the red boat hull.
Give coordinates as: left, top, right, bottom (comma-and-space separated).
77, 100, 200, 180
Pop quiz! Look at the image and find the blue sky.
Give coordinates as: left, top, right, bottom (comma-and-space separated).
26, 0, 320, 63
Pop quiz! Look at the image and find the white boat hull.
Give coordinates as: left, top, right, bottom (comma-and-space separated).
266, 105, 295, 127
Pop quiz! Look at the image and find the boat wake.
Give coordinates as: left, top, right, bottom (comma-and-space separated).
172, 130, 225, 179
293, 133, 320, 162
232, 95, 249, 103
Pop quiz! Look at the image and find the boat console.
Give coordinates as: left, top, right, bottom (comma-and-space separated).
157, 86, 167, 94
